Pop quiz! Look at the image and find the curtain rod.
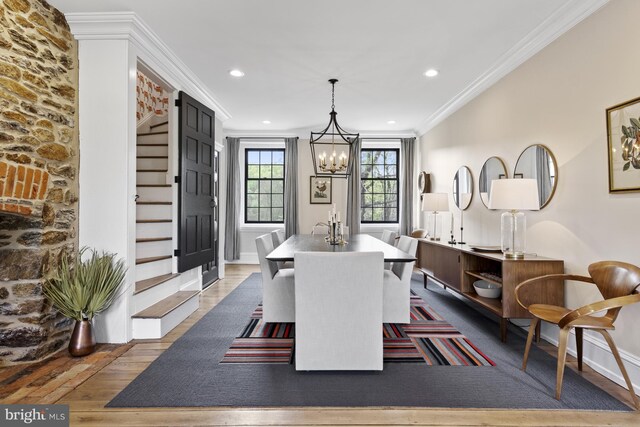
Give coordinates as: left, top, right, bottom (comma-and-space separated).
361, 137, 410, 141
227, 136, 298, 141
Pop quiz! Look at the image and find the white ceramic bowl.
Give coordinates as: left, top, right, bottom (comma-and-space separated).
473, 279, 502, 299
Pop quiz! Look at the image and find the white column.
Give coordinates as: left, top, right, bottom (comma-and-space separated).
77, 39, 137, 343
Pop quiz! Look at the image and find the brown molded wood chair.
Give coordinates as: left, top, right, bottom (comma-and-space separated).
515, 261, 640, 408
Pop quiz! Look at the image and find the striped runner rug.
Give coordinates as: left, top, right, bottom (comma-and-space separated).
220, 291, 495, 366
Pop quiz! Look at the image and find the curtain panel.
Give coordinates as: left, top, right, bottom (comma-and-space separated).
224, 137, 241, 261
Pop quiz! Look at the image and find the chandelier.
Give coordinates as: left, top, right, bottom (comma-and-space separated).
310, 79, 359, 178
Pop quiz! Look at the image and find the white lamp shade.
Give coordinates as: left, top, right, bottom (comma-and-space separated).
422, 192, 449, 212
488, 179, 540, 211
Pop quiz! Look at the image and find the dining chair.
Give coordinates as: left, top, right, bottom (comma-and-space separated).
294, 251, 383, 370
383, 235, 418, 324
515, 261, 640, 408
255, 233, 295, 323
311, 223, 329, 235
270, 229, 293, 269
380, 230, 398, 270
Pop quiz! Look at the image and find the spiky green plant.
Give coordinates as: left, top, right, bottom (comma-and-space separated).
43, 248, 127, 321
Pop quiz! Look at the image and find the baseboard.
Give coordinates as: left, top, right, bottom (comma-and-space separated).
179, 276, 201, 292
225, 252, 259, 265
540, 326, 640, 396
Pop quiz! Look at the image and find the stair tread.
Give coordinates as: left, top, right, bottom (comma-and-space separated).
132, 290, 199, 318
149, 121, 169, 130
134, 273, 180, 295
136, 201, 172, 205
137, 155, 169, 159
136, 184, 171, 188
137, 219, 171, 223
136, 237, 172, 243
136, 255, 172, 265
137, 143, 169, 147
138, 169, 168, 172
137, 131, 169, 136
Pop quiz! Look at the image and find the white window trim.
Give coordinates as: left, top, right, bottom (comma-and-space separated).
239, 140, 286, 230
360, 139, 402, 225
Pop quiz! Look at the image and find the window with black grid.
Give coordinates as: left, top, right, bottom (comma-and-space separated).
360, 149, 399, 223
245, 149, 285, 223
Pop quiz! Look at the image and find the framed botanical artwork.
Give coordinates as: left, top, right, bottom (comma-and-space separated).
310, 176, 332, 204
607, 96, 640, 193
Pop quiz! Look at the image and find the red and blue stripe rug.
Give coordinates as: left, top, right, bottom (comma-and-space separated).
221, 291, 495, 366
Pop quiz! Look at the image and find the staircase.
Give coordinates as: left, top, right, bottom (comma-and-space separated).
132, 118, 199, 339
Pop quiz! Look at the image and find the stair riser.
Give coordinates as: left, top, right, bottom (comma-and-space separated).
136, 204, 172, 220
132, 294, 198, 339
137, 145, 168, 157
136, 186, 173, 202
135, 257, 172, 282
137, 171, 167, 185
137, 158, 168, 170
133, 275, 181, 313
150, 123, 169, 132
137, 133, 167, 145
136, 239, 173, 259
136, 222, 172, 239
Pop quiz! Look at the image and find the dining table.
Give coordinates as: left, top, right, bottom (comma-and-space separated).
266, 233, 416, 263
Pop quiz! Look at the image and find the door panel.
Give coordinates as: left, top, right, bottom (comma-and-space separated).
177, 91, 216, 272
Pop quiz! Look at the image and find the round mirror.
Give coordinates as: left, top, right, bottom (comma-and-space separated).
514, 144, 557, 209
479, 156, 508, 208
452, 166, 473, 210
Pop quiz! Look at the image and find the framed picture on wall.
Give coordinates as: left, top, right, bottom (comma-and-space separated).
310, 176, 332, 204
607, 96, 640, 193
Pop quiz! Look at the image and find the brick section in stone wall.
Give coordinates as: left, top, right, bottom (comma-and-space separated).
0, 0, 79, 365
0, 160, 50, 216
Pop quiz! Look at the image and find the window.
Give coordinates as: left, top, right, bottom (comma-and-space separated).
245, 148, 285, 223
360, 148, 399, 223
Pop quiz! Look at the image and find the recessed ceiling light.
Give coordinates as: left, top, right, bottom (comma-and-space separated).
229, 69, 245, 77
387, 120, 396, 125
424, 69, 439, 78
262, 120, 271, 124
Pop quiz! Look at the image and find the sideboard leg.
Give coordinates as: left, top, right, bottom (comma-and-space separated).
423, 271, 428, 289
500, 318, 508, 342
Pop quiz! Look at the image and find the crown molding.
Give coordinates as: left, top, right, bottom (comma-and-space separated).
414, 0, 609, 136
65, 12, 231, 121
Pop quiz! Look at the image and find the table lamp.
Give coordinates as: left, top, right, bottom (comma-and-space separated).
488, 179, 539, 259
421, 193, 449, 241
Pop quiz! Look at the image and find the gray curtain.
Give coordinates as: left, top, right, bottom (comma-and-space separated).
346, 138, 361, 234
536, 146, 552, 206
284, 137, 299, 238
224, 137, 241, 261
399, 137, 415, 236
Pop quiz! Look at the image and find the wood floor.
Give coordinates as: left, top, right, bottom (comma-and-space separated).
1, 264, 638, 426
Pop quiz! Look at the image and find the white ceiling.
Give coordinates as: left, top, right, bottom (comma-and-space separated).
50, 0, 605, 135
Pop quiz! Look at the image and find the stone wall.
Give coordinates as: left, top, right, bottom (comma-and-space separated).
0, 0, 78, 364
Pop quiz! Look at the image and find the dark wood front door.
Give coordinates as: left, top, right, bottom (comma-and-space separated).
202, 149, 220, 288
177, 91, 216, 273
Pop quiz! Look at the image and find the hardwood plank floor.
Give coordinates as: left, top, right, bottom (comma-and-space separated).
1, 264, 638, 426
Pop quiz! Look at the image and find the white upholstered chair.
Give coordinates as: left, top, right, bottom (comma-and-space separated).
270, 229, 293, 269
270, 229, 285, 247
311, 223, 329, 235
294, 251, 384, 371
383, 235, 418, 324
380, 230, 398, 270
255, 233, 295, 322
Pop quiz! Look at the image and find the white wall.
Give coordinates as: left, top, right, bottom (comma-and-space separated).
419, 0, 640, 391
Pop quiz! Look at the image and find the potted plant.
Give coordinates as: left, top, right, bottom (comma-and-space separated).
43, 248, 127, 357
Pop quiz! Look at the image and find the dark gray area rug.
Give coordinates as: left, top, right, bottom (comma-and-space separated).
107, 273, 630, 410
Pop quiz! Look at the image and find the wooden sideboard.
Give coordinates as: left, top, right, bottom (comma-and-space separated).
416, 239, 564, 342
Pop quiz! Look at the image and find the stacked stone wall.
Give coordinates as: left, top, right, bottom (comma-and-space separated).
0, 0, 78, 364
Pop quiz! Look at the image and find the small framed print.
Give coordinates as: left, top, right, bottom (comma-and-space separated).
606, 96, 640, 193
310, 176, 332, 204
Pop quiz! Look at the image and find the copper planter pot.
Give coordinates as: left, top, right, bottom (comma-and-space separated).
68, 320, 96, 357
